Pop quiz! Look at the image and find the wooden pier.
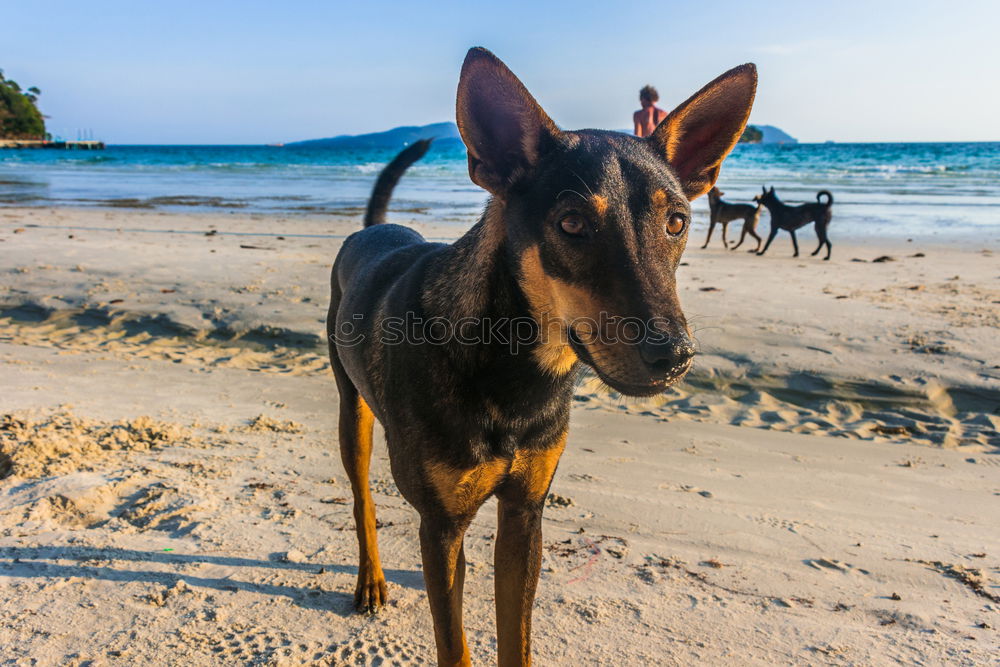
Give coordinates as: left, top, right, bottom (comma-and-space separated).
0, 139, 105, 150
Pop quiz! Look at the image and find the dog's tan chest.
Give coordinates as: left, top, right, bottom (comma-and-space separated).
423, 434, 567, 517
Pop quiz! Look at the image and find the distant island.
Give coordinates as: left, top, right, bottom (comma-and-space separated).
288, 121, 797, 149
740, 124, 798, 144
286, 122, 462, 149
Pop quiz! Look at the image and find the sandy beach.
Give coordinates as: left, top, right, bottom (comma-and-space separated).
1, 205, 998, 665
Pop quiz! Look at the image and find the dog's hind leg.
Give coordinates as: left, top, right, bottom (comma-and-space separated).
731, 215, 754, 251
812, 223, 832, 260
747, 212, 763, 252
757, 226, 779, 256
789, 230, 800, 257
731, 226, 746, 250
810, 235, 824, 257
331, 354, 386, 613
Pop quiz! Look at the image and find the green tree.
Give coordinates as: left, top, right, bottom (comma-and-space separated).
739, 125, 763, 144
0, 70, 46, 139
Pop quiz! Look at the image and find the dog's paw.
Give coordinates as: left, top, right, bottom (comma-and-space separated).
354, 568, 389, 614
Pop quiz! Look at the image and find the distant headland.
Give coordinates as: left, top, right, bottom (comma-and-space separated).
1, 66, 105, 149
288, 121, 797, 149
740, 125, 797, 144
286, 122, 462, 149
1, 68, 45, 141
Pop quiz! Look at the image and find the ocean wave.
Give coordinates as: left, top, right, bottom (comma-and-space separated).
840, 164, 973, 175
4, 142, 999, 239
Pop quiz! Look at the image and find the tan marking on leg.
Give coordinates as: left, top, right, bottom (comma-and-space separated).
425, 459, 510, 517
508, 432, 567, 502
356, 399, 376, 551
338, 391, 387, 612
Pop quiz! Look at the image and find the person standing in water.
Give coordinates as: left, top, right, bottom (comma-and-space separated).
633, 85, 668, 138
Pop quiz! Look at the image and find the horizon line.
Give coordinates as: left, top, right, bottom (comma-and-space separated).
77, 139, 1000, 147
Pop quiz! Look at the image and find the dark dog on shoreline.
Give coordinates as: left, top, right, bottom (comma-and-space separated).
756, 186, 834, 259
326, 48, 756, 665
702, 186, 763, 251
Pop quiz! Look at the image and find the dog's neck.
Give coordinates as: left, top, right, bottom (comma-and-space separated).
421, 199, 520, 323
419, 200, 570, 381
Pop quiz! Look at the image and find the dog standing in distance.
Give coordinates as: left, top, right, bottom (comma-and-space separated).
702, 186, 763, 251
327, 48, 756, 665
756, 186, 834, 259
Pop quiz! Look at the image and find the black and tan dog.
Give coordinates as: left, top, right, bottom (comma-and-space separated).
756, 186, 834, 259
326, 48, 756, 665
702, 186, 763, 251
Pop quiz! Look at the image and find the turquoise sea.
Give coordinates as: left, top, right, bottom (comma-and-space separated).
2, 141, 999, 240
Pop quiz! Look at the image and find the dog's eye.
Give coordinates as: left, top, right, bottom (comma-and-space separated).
665, 213, 687, 236
559, 214, 587, 237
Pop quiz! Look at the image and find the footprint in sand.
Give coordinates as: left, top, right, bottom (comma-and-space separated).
804, 558, 870, 575
330, 636, 430, 666
210, 626, 297, 664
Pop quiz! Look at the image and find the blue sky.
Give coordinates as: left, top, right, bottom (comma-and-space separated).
4, 0, 998, 144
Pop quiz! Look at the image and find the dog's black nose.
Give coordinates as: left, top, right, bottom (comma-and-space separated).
640, 336, 695, 372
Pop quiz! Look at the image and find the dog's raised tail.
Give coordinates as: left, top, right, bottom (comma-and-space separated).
817, 190, 834, 206
364, 139, 433, 227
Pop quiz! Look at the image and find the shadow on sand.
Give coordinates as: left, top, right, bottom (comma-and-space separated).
0, 545, 424, 615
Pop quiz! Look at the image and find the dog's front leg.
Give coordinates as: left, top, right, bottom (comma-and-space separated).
494, 438, 565, 666
701, 221, 716, 249
494, 495, 544, 666
420, 515, 473, 666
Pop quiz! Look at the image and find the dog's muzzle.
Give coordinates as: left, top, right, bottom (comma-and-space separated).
639, 335, 696, 374
570, 329, 695, 397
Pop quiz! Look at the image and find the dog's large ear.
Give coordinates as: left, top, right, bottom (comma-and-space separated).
456, 47, 562, 195
649, 64, 757, 200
